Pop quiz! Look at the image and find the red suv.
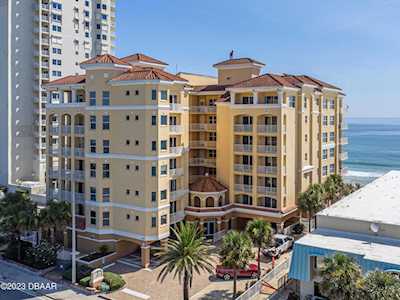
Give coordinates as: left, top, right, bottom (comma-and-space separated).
216, 263, 258, 280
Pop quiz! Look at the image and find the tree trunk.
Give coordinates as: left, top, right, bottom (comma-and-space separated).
183, 271, 189, 300
233, 269, 237, 299
308, 217, 311, 233
257, 247, 261, 280
17, 235, 22, 261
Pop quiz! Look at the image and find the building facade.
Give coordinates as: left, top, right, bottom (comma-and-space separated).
45, 53, 347, 266
0, 0, 115, 192
289, 171, 400, 299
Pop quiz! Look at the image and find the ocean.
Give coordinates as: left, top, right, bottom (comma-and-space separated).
344, 118, 400, 185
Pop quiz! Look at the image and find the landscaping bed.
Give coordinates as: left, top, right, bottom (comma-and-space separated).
79, 272, 125, 292
79, 251, 113, 262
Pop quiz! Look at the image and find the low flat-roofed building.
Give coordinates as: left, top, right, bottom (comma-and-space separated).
289, 170, 400, 299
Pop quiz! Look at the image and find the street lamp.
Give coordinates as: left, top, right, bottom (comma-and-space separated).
71, 184, 76, 284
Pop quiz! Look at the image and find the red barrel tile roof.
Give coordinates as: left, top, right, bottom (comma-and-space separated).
81, 54, 131, 66
190, 176, 227, 193
213, 57, 265, 67
111, 67, 187, 82
120, 53, 168, 66
46, 75, 86, 86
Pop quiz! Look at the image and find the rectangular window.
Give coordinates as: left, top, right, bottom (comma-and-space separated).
288, 96, 296, 108
151, 192, 157, 202
103, 140, 110, 153
160, 165, 168, 175
90, 139, 96, 153
103, 164, 110, 178
160, 90, 168, 100
160, 189, 167, 200
323, 116, 328, 126
160, 215, 167, 225
90, 115, 96, 130
90, 211, 96, 225
322, 166, 328, 176
322, 132, 328, 143
160, 115, 168, 125
90, 163, 96, 177
160, 140, 167, 150
90, 187, 96, 201
330, 116, 335, 126
322, 149, 328, 160
329, 147, 335, 157
151, 216, 157, 228
151, 166, 157, 177
265, 96, 278, 105
151, 141, 157, 151
330, 99, 335, 109
151, 115, 157, 125
102, 91, 110, 106
329, 132, 335, 142
323, 99, 328, 109
330, 164, 335, 173
242, 96, 254, 104
102, 212, 110, 226
89, 91, 96, 106
170, 179, 177, 191
103, 188, 110, 202
151, 89, 157, 101
102, 115, 110, 130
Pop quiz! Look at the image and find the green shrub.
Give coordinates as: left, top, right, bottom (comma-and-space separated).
98, 244, 109, 255
25, 240, 58, 269
79, 276, 91, 287
103, 272, 125, 291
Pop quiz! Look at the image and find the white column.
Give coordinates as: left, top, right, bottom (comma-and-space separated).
71, 89, 77, 104
230, 91, 235, 104
277, 89, 284, 105
60, 89, 65, 104
253, 91, 258, 104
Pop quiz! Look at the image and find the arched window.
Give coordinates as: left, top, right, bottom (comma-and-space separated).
206, 197, 214, 207
193, 196, 201, 207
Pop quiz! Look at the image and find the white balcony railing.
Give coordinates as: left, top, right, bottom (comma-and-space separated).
189, 158, 216, 167
169, 125, 183, 133
170, 189, 187, 200
257, 125, 278, 133
257, 186, 277, 195
340, 137, 349, 145
61, 147, 71, 156
48, 148, 59, 156
190, 123, 216, 131
257, 166, 278, 175
234, 164, 253, 173
234, 124, 253, 132
190, 106, 216, 113
234, 144, 252, 153
235, 184, 253, 193
340, 152, 348, 160
169, 103, 184, 111
73, 170, 85, 181
49, 126, 59, 135
170, 168, 184, 177
74, 148, 84, 157
61, 126, 71, 134
257, 145, 277, 154
169, 146, 184, 155
74, 125, 84, 134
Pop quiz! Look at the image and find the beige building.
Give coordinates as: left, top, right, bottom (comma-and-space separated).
45, 53, 347, 266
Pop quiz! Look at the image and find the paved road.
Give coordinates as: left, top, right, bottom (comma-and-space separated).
0, 289, 43, 300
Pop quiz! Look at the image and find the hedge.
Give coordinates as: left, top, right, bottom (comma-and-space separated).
78, 272, 125, 291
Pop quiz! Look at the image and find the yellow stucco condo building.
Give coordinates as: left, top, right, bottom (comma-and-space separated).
45, 53, 347, 267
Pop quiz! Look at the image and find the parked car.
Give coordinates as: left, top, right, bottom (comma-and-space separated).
216, 263, 258, 280
262, 234, 294, 258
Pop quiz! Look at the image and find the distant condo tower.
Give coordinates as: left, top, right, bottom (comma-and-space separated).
0, 0, 116, 195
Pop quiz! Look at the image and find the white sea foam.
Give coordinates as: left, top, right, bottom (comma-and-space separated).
345, 170, 385, 178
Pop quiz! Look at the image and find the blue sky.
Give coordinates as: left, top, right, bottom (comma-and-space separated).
115, 0, 400, 118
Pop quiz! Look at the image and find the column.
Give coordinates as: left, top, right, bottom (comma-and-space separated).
253, 91, 258, 104
277, 221, 285, 234
59, 89, 65, 104
71, 89, 77, 104
277, 89, 284, 105
141, 243, 151, 268
230, 91, 235, 104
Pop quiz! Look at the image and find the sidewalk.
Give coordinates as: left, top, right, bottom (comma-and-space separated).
0, 258, 101, 299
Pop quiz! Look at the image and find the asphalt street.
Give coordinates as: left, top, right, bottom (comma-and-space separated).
0, 289, 43, 300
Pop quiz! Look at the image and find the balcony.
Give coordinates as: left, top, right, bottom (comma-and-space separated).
257, 186, 277, 195
340, 152, 348, 160
49, 126, 59, 135
340, 137, 349, 145
74, 148, 85, 157
234, 164, 253, 173
48, 148, 59, 156
189, 158, 216, 167
170, 168, 184, 177
234, 144, 252, 153
74, 125, 85, 135
257, 125, 278, 134
190, 106, 216, 113
169, 146, 184, 155
48, 169, 59, 178
170, 211, 185, 224
60, 169, 72, 178
234, 124, 253, 133
234, 184, 253, 193
190, 140, 216, 149
169, 103, 184, 111
61, 147, 71, 157
73, 170, 85, 181
170, 189, 187, 200
190, 123, 216, 131
257, 166, 277, 175
61, 126, 71, 135
257, 145, 277, 154
169, 125, 184, 133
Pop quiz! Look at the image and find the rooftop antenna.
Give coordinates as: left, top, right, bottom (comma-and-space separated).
229, 50, 234, 59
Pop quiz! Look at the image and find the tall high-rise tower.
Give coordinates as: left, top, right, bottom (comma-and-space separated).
0, 0, 116, 192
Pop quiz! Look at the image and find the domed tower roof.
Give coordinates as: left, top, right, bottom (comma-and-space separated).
190, 176, 227, 193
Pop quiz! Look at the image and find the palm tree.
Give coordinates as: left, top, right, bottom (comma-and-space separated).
298, 184, 324, 232
155, 222, 213, 300
39, 200, 70, 245
320, 253, 362, 300
246, 219, 272, 280
323, 174, 344, 205
361, 270, 400, 300
219, 230, 254, 299
0, 192, 38, 260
